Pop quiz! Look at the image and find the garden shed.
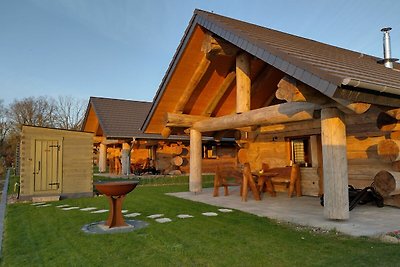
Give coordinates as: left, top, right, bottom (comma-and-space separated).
142, 9, 400, 220
19, 125, 93, 201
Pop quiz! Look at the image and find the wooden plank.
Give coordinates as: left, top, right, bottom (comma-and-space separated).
321, 108, 349, 220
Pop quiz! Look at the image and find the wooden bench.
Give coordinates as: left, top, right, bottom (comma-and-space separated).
266, 164, 301, 197
213, 165, 243, 197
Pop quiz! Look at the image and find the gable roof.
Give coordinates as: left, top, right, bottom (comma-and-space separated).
142, 9, 400, 132
82, 97, 153, 139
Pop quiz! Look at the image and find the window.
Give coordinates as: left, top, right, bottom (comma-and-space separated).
290, 137, 310, 167
203, 144, 217, 159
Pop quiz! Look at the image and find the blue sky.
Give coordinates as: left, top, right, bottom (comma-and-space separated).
1, 0, 400, 105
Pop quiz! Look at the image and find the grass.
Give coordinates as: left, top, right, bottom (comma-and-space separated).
2, 178, 400, 266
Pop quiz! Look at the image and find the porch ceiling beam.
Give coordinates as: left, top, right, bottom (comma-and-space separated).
192, 102, 319, 133
276, 76, 370, 114
202, 71, 236, 116
174, 56, 211, 114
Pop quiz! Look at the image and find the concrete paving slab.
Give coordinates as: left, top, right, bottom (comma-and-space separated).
167, 186, 400, 237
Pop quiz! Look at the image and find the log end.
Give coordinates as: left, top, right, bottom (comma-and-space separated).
377, 139, 400, 161
374, 170, 396, 197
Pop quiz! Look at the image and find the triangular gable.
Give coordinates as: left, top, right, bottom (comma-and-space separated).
143, 9, 400, 134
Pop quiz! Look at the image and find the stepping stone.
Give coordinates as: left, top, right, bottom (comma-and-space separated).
125, 212, 141, 218
80, 207, 97, 211
91, 209, 108, 214
218, 208, 233, 213
122, 210, 128, 214
36, 204, 52, 208
202, 212, 218, 217
56, 204, 70, 208
177, 214, 194, 219
147, 214, 164, 219
31, 202, 45, 206
61, 206, 80, 211
155, 218, 172, 223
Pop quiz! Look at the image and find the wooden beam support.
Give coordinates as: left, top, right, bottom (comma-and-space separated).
276, 76, 370, 114
161, 127, 172, 138
236, 52, 251, 113
189, 129, 202, 193
174, 56, 211, 113
321, 107, 349, 220
202, 33, 239, 57
121, 142, 131, 175
202, 71, 236, 116
193, 102, 318, 133
164, 112, 208, 128
98, 143, 107, 173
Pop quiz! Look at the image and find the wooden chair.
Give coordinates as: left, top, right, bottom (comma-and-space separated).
213, 165, 242, 197
268, 164, 301, 197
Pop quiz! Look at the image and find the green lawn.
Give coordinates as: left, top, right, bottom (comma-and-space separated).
2, 178, 400, 266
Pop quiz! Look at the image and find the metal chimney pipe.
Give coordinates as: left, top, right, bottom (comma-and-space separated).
381, 27, 397, 68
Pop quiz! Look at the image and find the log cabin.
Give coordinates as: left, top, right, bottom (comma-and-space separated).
81, 96, 236, 175
141, 9, 400, 220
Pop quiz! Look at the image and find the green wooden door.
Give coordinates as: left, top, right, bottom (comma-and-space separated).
34, 140, 62, 192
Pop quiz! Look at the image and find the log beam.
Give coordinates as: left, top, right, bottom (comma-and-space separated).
202, 71, 236, 116
236, 52, 251, 113
193, 102, 318, 133
276, 76, 370, 114
321, 108, 349, 220
174, 56, 211, 113
189, 129, 202, 193
164, 113, 208, 128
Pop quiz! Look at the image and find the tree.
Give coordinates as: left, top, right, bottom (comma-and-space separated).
7, 96, 57, 130
54, 96, 86, 130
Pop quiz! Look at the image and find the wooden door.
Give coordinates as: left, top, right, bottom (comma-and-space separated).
34, 140, 62, 193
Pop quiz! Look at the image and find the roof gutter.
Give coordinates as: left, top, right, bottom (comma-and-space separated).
341, 78, 400, 96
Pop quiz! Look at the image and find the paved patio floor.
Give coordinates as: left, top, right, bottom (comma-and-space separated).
168, 186, 400, 238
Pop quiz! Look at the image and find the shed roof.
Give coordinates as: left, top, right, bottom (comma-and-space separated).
142, 9, 400, 133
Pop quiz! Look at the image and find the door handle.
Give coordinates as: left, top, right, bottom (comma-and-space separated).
34, 161, 41, 175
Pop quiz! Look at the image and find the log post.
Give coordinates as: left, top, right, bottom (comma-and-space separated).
99, 143, 107, 173
236, 52, 251, 113
374, 170, 400, 196
189, 129, 202, 193
321, 107, 349, 220
121, 142, 131, 175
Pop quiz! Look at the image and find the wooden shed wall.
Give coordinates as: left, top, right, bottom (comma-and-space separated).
20, 126, 93, 200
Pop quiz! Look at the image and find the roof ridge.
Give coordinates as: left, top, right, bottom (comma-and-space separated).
89, 96, 152, 104
194, 9, 380, 61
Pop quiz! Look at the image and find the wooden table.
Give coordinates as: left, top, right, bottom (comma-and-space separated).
252, 172, 278, 197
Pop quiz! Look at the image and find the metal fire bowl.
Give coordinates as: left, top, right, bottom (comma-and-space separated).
94, 181, 139, 196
